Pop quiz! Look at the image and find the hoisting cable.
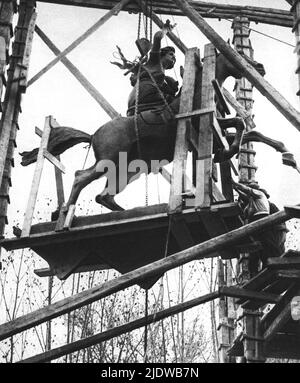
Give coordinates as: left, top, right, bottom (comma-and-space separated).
224, 18, 295, 48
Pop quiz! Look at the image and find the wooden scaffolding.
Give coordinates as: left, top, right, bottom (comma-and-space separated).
0, 0, 299, 363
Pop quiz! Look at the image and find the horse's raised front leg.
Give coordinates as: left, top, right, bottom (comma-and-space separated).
242, 130, 298, 169
214, 117, 245, 162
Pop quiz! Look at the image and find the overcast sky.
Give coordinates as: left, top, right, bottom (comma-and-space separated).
8, 0, 300, 232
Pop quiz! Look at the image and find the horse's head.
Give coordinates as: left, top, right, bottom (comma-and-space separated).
216, 50, 265, 87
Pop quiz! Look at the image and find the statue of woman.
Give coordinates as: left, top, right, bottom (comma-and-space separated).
127, 24, 179, 116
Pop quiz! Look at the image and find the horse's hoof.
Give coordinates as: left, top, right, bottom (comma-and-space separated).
95, 194, 124, 212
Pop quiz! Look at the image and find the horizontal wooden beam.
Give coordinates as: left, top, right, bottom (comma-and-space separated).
261, 283, 300, 340
34, 263, 109, 277
36, 1, 294, 28
0, 207, 291, 341
43, 149, 66, 173
20, 290, 219, 362
220, 286, 279, 304
266, 256, 300, 270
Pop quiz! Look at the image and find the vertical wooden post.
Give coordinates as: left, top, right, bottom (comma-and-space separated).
21, 116, 52, 237
50, 118, 65, 207
217, 259, 230, 362
169, 47, 199, 213
232, 17, 265, 364
195, 44, 215, 208
0, 1, 16, 106
233, 17, 256, 184
0, 1, 36, 240
291, 1, 300, 101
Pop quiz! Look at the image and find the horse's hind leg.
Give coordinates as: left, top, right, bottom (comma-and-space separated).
95, 168, 145, 211
66, 163, 105, 208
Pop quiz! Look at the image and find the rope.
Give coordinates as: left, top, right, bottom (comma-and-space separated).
142, 66, 175, 116
145, 0, 148, 40
225, 18, 295, 48
138, 12, 141, 40
133, 65, 143, 159
149, 0, 153, 43
82, 144, 91, 170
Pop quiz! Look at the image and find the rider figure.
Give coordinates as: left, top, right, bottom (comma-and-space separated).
127, 24, 178, 116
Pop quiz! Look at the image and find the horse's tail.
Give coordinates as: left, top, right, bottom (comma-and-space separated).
20, 126, 92, 166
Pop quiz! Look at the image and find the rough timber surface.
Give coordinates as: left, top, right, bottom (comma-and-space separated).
229, 252, 300, 359
1, 202, 242, 289
35, 1, 293, 28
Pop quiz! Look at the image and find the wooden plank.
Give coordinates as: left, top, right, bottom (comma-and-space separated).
35, 25, 119, 119
186, 119, 200, 156
219, 161, 234, 202
212, 113, 229, 150
277, 270, 300, 279
55, 154, 65, 207
21, 116, 52, 237
212, 181, 226, 202
43, 149, 66, 173
19, 10, 37, 91
223, 87, 256, 130
0, 209, 290, 341
263, 302, 292, 341
169, 47, 198, 213
0, 66, 22, 187
19, 290, 220, 363
63, 204, 76, 229
34, 263, 109, 277
195, 44, 215, 208
172, 0, 300, 133
175, 106, 215, 120
212, 79, 230, 116
0, 1, 32, 237
261, 283, 300, 339
235, 268, 277, 305
35, 126, 43, 137
36, 1, 294, 28
218, 260, 231, 363
162, 166, 226, 204
266, 257, 300, 270
220, 286, 279, 304
28, 0, 131, 87
291, 1, 300, 99
48, 118, 65, 206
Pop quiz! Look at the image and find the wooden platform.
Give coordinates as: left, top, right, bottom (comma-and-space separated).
0, 202, 244, 289
228, 250, 300, 360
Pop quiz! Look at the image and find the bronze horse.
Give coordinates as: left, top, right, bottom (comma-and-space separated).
20, 51, 298, 212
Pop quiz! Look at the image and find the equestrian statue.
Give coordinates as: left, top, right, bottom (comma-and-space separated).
20, 23, 299, 212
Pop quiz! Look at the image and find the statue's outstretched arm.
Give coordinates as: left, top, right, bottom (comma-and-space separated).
148, 20, 174, 65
